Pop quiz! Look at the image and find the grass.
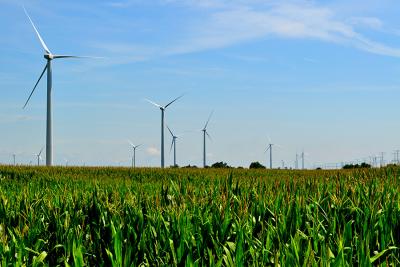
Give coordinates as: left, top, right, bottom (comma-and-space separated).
0, 166, 399, 266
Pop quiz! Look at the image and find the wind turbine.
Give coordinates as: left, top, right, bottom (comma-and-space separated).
36, 147, 43, 166
22, 7, 98, 166
128, 140, 142, 168
300, 150, 308, 169
167, 126, 179, 167
201, 111, 213, 168
146, 94, 184, 168
265, 137, 282, 169
265, 144, 273, 169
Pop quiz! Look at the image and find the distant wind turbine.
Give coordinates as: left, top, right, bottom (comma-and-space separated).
167, 126, 179, 167
146, 94, 184, 168
266, 144, 273, 169
300, 150, 307, 169
36, 147, 43, 166
265, 137, 282, 169
201, 111, 213, 168
22, 7, 99, 166
128, 140, 142, 168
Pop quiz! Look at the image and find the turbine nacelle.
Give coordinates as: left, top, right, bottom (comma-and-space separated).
44, 54, 54, 60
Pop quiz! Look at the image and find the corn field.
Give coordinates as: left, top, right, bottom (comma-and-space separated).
0, 166, 399, 266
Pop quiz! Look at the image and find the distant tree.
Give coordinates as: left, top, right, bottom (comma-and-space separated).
183, 165, 198, 168
249, 162, 266, 169
343, 163, 371, 169
360, 162, 371, 168
316, 167, 322, 170
211, 162, 230, 168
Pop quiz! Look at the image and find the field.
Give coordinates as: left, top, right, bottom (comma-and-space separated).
0, 166, 399, 266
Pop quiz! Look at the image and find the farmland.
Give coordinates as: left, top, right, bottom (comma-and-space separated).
0, 166, 399, 266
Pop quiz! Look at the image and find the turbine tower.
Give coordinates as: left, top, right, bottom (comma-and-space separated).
167, 126, 178, 167
22, 7, 97, 166
36, 147, 43, 166
201, 111, 213, 168
128, 141, 142, 168
146, 95, 183, 168
265, 144, 273, 169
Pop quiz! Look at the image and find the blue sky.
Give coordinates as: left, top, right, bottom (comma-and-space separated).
1, 0, 400, 168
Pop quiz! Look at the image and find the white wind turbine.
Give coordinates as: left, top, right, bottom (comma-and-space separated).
167, 125, 181, 167
128, 140, 142, 168
36, 147, 43, 166
265, 137, 282, 169
22, 7, 98, 166
201, 111, 213, 168
146, 94, 183, 168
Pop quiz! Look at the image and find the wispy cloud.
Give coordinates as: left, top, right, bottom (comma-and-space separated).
348, 16, 383, 30
0, 115, 42, 123
146, 146, 160, 156
97, 1, 400, 61
167, 3, 400, 58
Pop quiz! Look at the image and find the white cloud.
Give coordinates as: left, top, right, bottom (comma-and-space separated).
166, 2, 400, 58
348, 17, 383, 30
95, 1, 400, 62
146, 146, 160, 156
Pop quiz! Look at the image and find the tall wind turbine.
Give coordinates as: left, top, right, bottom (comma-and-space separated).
265, 144, 273, 169
265, 137, 281, 169
128, 140, 142, 168
36, 147, 43, 166
167, 126, 178, 167
146, 95, 184, 168
202, 111, 213, 168
22, 7, 97, 166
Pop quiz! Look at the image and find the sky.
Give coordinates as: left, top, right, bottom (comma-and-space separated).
1, 0, 400, 168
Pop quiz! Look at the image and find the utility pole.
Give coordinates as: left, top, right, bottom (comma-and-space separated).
380, 152, 385, 168
394, 150, 400, 165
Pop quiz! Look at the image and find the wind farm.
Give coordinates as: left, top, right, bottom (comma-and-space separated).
1, 2, 400, 266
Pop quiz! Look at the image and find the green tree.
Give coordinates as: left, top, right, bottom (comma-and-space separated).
249, 162, 265, 169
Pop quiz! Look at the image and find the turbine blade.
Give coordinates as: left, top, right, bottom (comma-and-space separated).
145, 98, 162, 108
53, 55, 103, 59
166, 125, 174, 137
206, 131, 212, 141
164, 94, 184, 109
23, 64, 47, 109
170, 139, 174, 153
203, 110, 214, 130
38, 147, 44, 157
265, 146, 270, 153
135, 144, 143, 149
23, 6, 51, 54
128, 139, 134, 147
